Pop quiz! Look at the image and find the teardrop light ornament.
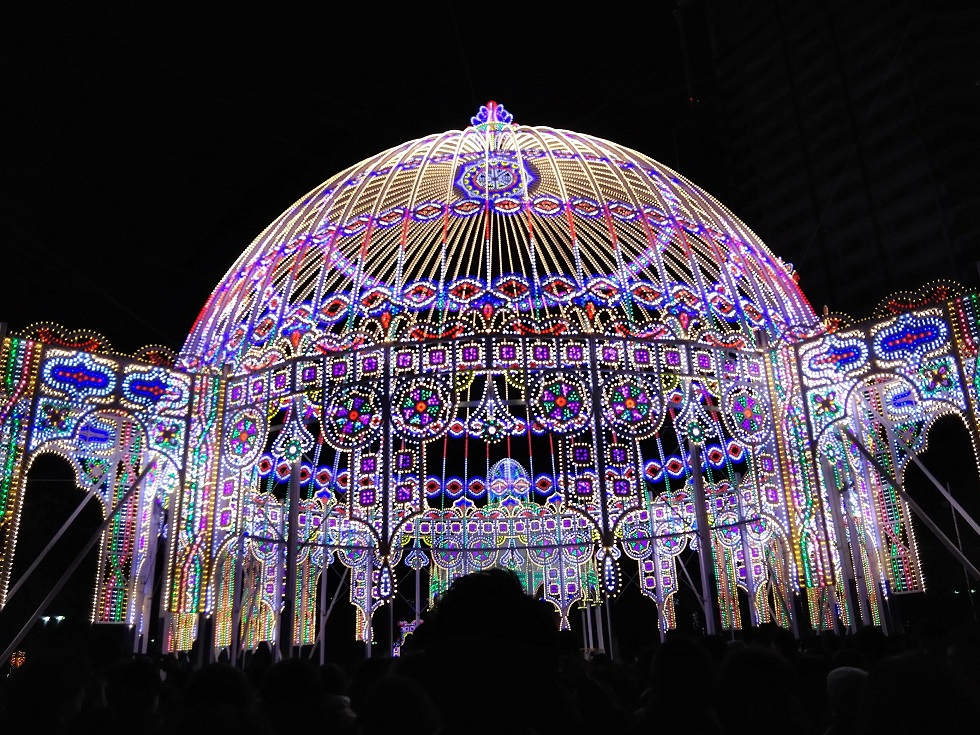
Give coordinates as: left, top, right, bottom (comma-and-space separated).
600, 547, 622, 596
377, 559, 395, 601
404, 540, 430, 570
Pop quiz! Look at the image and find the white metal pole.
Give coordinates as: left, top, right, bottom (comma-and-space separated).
948, 484, 977, 621
689, 441, 718, 635
0, 463, 154, 664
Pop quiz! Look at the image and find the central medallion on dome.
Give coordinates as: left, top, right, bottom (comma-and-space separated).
453, 152, 537, 198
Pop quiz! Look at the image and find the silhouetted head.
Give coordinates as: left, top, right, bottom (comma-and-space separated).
714, 645, 801, 734
414, 570, 570, 734
182, 661, 255, 712
355, 673, 440, 735
103, 654, 162, 716
826, 665, 867, 720
424, 569, 559, 653
319, 661, 350, 696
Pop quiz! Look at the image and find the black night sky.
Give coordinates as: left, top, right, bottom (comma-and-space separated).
2, 2, 979, 650
4, 3, 978, 350
3, 3, 699, 353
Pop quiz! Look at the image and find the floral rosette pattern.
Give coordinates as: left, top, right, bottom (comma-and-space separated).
224, 407, 266, 467
324, 385, 383, 450
723, 386, 770, 444
530, 371, 591, 434
391, 376, 453, 442
602, 376, 661, 438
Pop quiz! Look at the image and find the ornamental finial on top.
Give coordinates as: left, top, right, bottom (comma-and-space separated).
470, 100, 514, 129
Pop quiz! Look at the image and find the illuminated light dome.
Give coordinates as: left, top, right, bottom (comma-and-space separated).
181, 101, 818, 370
6, 101, 978, 655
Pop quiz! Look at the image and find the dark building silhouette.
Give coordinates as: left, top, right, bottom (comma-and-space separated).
667, 0, 979, 318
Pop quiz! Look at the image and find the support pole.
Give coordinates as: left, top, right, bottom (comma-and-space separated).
948, 484, 978, 621
844, 504, 872, 626
1, 463, 154, 664
821, 458, 860, 632
689, 441, 718, 635
854, 395, 980, 558
772, 539, 800, 638
309, 565, 349, 661
5, 478, 102, 604
230, 533, 245, 668
733, 472, 759, 627
837, 470, 872, 626
414, 557, 421, 624
365, 555, 373, 659
843, 429, 980, 581
875, 411, 980, 540
282, 459, 301, 659
388, 588, 395, 659
593, 603, 605, 654
131, 489, 161, 655
604, 593, 614, 660
853, 444, 892, 632
652, 544, 668, 641
317, 547, 329, 666
240, 564, 263, 663
194, 613, 207, 669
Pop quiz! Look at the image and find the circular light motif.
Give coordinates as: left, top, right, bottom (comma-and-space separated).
822, 442, 841, 463
392, 377, 452, 442
467, 538, 497, 570
747, 517, 772, 543
716, 512, 741, 547
433, 540, 463, 569
283, 438, 303, 462
154, 421, 181, 450
453, 153, 536, 198
478, 167, 514, 190
562, 535, 592, 563
724, 387, 769, 444
529, 536, 559, 566
225, 408, 265, 467
602, 377, 660, 436
324, 386, 382, 449
686, 419, 707, 444
531, 372, 591, 434
479, 417, 506, 443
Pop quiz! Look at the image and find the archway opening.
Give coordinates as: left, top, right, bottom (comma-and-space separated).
899, 414, 980, 631
0, 453, 106, 666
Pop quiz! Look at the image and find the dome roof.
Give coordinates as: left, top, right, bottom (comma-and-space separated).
181, 102, 818, 370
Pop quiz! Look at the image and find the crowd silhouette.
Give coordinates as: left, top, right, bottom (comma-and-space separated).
2, 569, 979, 734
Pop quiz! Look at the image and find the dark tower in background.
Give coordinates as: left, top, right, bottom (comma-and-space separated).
668, 0, 979, 318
